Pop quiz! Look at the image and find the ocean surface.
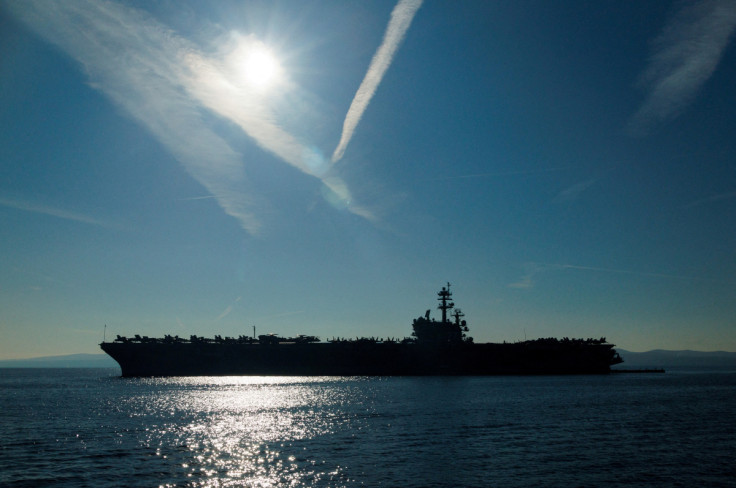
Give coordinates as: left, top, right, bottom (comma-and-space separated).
1, 369, 735, 487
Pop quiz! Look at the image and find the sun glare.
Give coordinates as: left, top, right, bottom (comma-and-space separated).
223, 36, 283, 92
243, 46, 280, 88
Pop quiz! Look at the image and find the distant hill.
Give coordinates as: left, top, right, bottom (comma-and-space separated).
0, 353, 119, 369
615, 349, 736, 370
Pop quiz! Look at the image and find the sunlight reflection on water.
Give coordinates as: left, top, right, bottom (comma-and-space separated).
3, 371, 735, 487
125, 377, 369, 487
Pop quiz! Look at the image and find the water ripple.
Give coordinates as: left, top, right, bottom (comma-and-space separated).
1, 371, 736, 486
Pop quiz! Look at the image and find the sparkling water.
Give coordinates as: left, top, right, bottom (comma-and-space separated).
1, 369, 735, 487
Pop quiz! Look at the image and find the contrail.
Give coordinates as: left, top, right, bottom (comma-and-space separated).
0, 196, 113, 228
331, 0, 423, 163
8, 1, 374, 234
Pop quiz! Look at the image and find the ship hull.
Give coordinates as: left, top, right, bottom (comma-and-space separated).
101, 341, 620, 377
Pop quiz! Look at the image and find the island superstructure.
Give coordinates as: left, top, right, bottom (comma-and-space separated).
101, 283, 623, 376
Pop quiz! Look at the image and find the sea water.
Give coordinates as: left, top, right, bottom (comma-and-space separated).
1, 369, 735, 487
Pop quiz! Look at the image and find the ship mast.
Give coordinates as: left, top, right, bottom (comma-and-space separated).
437, 282, 454, 323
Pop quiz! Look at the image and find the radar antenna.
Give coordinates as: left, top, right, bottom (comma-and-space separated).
437, 282, 454, 323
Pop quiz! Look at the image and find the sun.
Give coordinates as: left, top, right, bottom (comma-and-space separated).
242, 46, 280, 88
223, 35, 283, 91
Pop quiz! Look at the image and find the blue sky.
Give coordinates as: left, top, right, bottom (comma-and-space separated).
1, 0, 735, 359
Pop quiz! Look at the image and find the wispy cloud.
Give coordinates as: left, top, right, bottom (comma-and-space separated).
7, 0, 378, 233
70, 328, 100, 336
629, 0, 736, 135
683, 190, 736, 208
509, 261, 710, 289
253, 310, 306, 321
216, 296, 242, 321
508, 263, 545, 289
8, 0, 264, 233
553, 178, 597, 203
331, 0, 423, 163
555, 263, 704, 282
178, 195, 219, 201
0, 197, 113, 228
425, 166, 572, 182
